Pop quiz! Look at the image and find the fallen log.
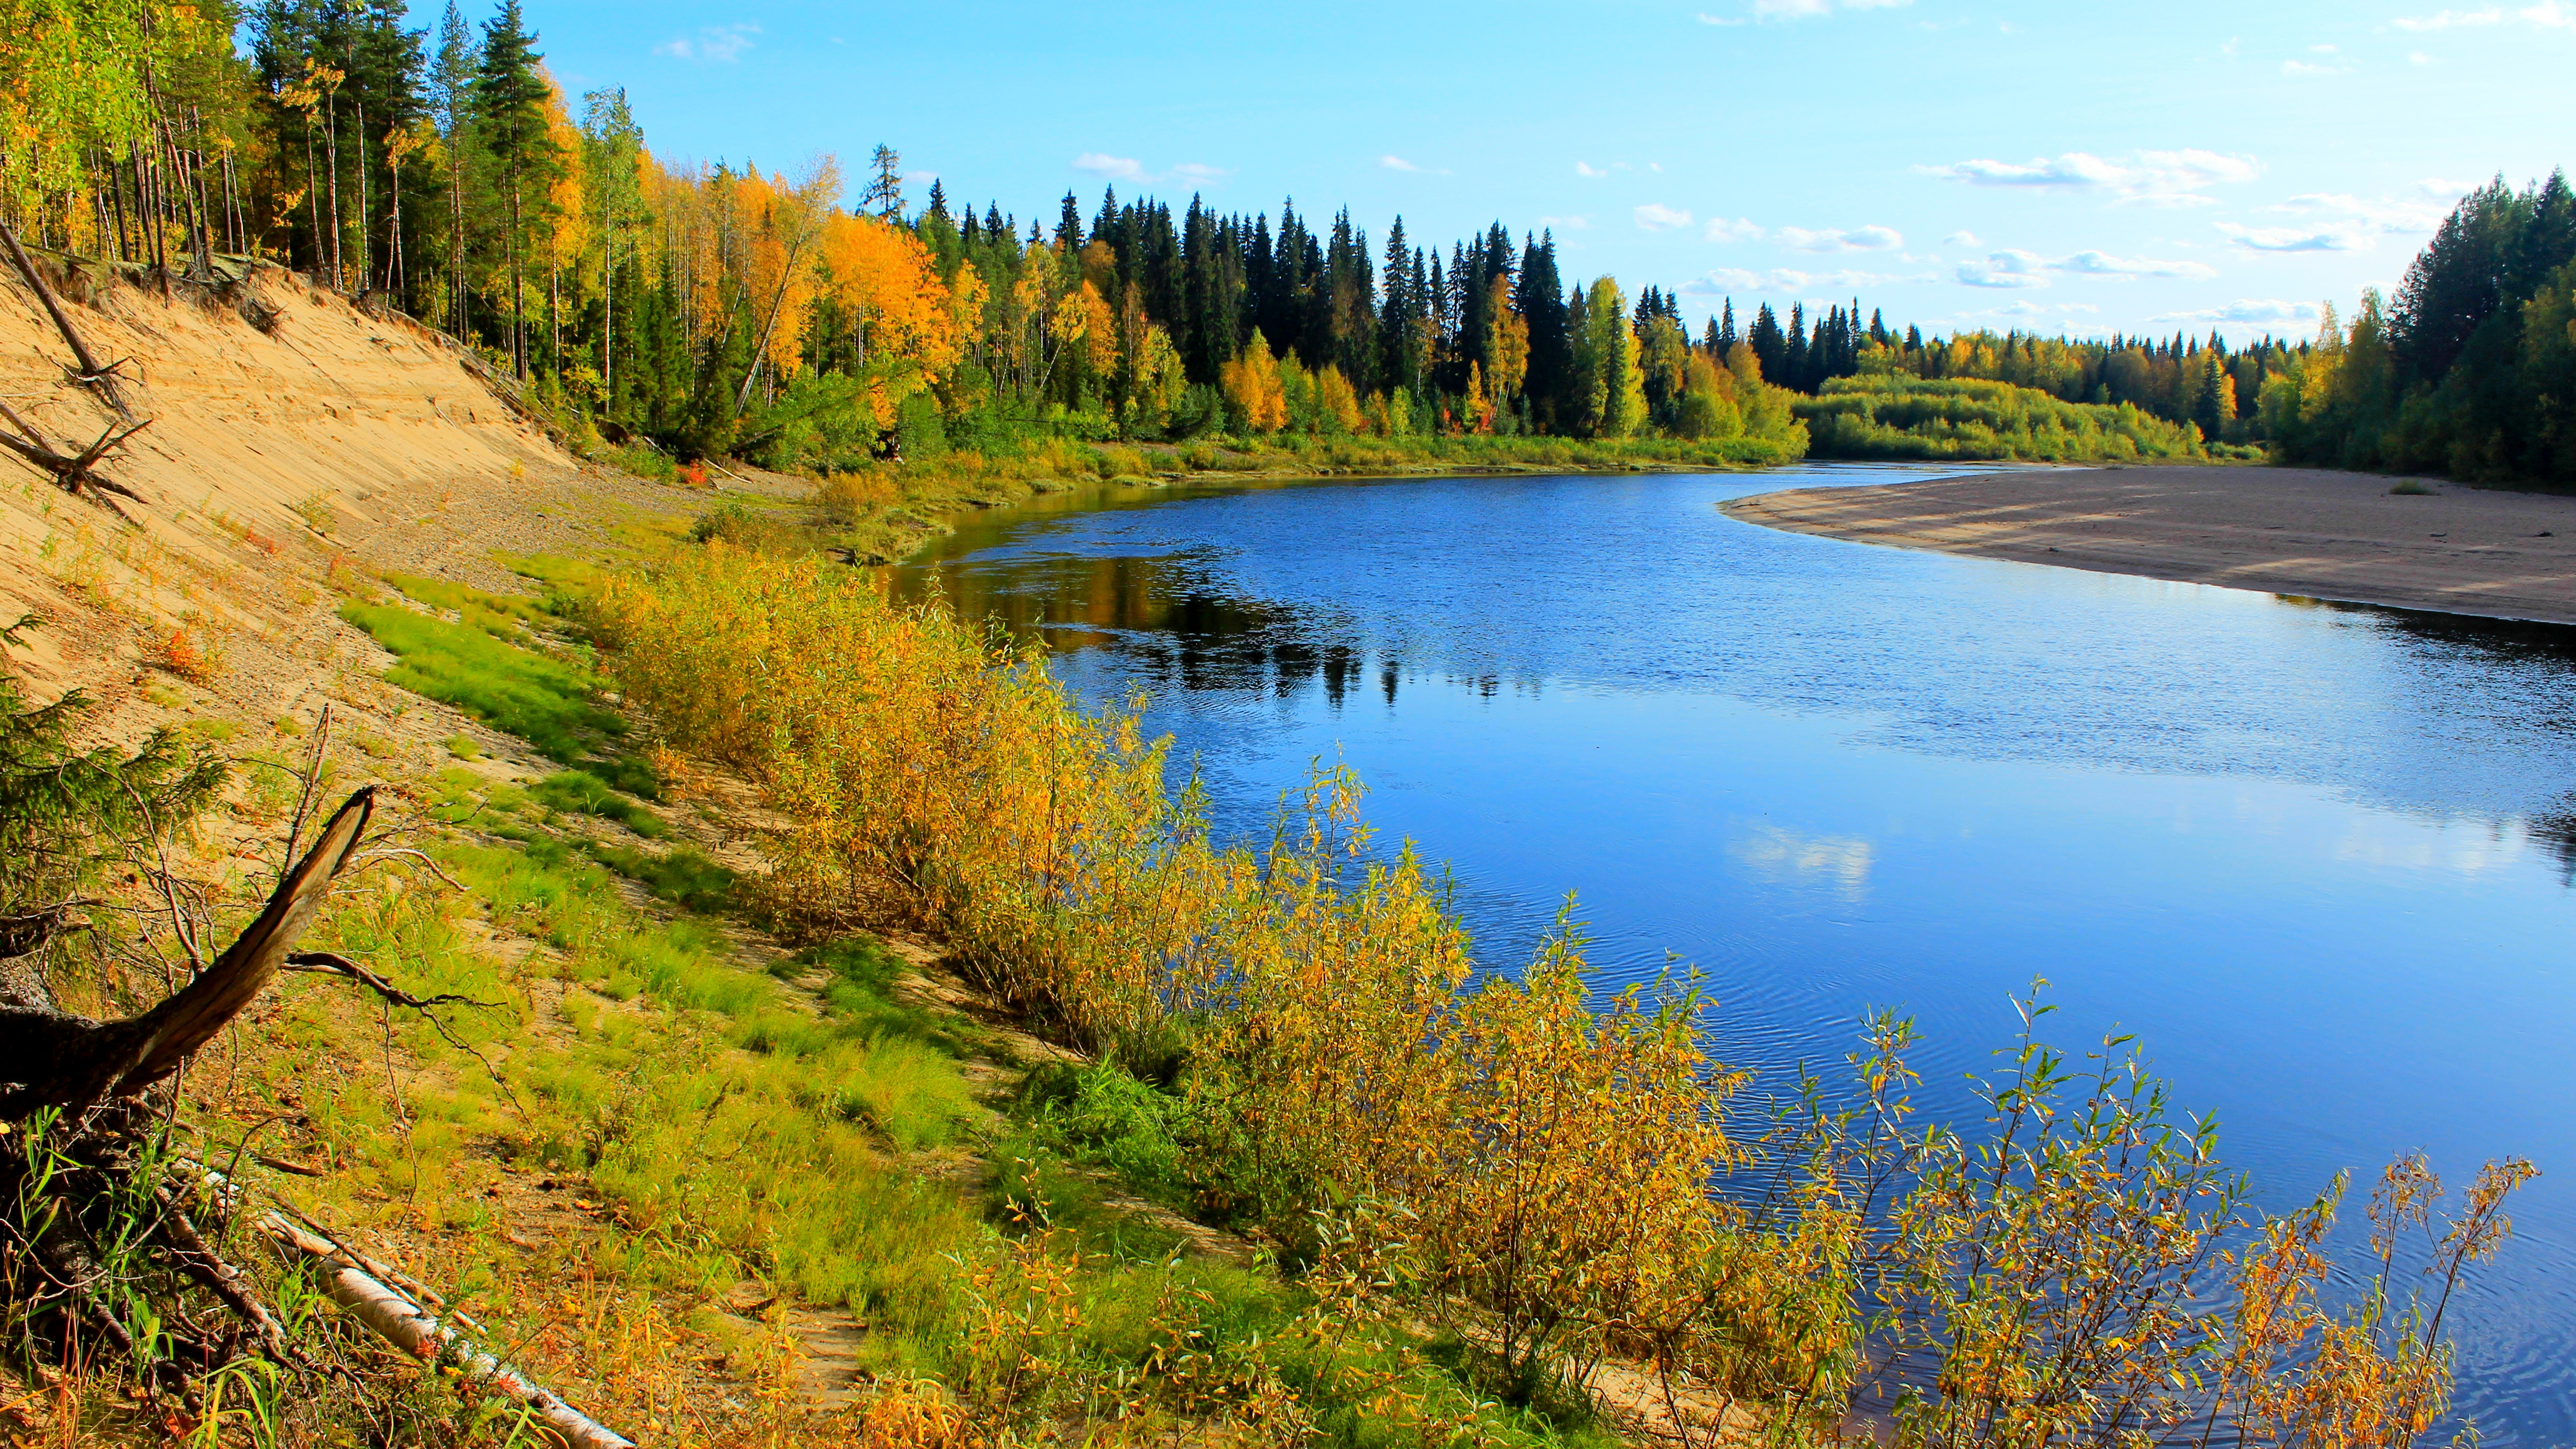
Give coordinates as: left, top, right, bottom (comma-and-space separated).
0, 220, 130, 416
260, 1214, 638, 1449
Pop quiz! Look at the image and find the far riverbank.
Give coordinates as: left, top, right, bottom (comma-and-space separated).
1723, 465, 2576, 626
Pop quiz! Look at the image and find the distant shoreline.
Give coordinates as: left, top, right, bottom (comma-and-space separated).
1722, 465, 2576, 628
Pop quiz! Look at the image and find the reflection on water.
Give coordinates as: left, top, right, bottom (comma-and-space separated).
888, 465, 2576, 1445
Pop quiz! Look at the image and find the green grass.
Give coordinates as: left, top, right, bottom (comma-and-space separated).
331, 563, 1629, 1441
338, 602, 656, 796
586, 839, 734, 912
532, 769, 665, 837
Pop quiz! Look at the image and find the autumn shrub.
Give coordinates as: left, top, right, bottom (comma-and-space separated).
590, 547, 2534, 1439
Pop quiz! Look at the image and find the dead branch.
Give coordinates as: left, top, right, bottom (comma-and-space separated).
282, 950, 525, 1117
260, 1214, 638, 1449
0, 401, 150, 520
0, 221, 130, 417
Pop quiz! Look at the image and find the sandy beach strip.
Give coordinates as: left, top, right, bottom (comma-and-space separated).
1723, 465, 2576, 627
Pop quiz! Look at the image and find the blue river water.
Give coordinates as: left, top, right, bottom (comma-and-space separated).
885, 462, 2576, 1442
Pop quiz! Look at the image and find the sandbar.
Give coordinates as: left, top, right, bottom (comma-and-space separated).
1723, 465, 2576, 626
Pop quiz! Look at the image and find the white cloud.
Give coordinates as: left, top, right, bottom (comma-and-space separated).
1705, 216, 1765, 242
1381, 155, 1450, 175
1635, 202, 1694, 231
655, 23, 759, 61
2281, 58, 2346, 75
1538, 215, 1591, 231
2217, 221, 2368, 252
1073, 152, 1144, 181
2394, 2, 2570, 25
2270, 190, 2455, 233
1957, 250, 2051, 288
1679, 265, 1934, 296
1918, 148, 2261, 207
1695, 9, 1749, 22
1070, 155, 1227, 186
1952, 247, 2213, 287
2149, 299, 2324, 325
1739, 0, 1913, 17
2060, 250, 2219, 279
1943, 229, 1982, 247
1776, 223, 1903, 252
1575, 161, 1609, 178
2393, 6, 2503, 27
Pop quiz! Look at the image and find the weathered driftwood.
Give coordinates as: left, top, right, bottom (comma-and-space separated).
261, 1214, 639, 1449
0, 219, 131, 415
0, 788, 372, 1119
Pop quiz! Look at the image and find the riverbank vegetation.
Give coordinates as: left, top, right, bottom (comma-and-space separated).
1794, 375, 2244, 462
588, 539, 2536, 1445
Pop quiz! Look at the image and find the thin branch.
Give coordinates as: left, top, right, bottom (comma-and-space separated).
282, 951, 524, 1119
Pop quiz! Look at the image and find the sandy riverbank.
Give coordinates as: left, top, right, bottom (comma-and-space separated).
1724, 465, 2576, 626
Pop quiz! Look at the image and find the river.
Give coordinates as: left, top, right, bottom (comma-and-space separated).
885, 461, 2576, 1443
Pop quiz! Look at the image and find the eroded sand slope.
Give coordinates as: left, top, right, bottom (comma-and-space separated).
0, 259, 575, 700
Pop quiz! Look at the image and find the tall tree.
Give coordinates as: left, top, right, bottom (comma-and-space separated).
470, 0, 557, 377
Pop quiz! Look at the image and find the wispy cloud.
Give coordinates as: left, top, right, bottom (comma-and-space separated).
2281, 58, 2347, 75
1635, 202, 1695, 231
1538, 214, 1591, 232
654, 22, 759, 61
1073, 152, 1145, 181
2216, 221, 2368, 252
1679, 265, 1934, 296
1943, 229, 1982, 247
1917, 149, 2261, 207
1738, 0, 1914, 18
2149, 299, 2324, 325
1071, 154, 1226, 186
2269, 188, 2460, 234
1575, 161, 1610, 178
2394, 2, 2571, 25
1777, 223, 1903, 252
1955, 247, 2215, 287
1380, 155, 1450, 175
2392, 5, 2503, 27
1704, 217, 1765, 242
1694, 9, 1748, 24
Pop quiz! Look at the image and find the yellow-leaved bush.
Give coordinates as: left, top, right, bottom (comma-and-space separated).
591, 547, 2533, 1448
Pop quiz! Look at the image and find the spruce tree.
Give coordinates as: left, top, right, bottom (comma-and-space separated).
470, 0, 555, 378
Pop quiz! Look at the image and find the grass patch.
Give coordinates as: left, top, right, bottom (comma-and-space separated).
532, 769, 665, 837
383, 571, 551, 635
338, 602, 655, 795
2391, 478, 2440, 495
587, 839, 734, 912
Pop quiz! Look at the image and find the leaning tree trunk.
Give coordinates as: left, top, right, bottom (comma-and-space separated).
0, 788, 372, 1118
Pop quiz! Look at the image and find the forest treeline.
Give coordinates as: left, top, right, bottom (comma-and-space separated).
0, 0, 2564, 479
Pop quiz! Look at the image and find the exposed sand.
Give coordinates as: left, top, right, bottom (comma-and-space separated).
1723, 465, 2576, 626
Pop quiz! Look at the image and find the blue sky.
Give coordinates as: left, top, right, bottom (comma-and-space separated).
515, 0, 2573, 341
